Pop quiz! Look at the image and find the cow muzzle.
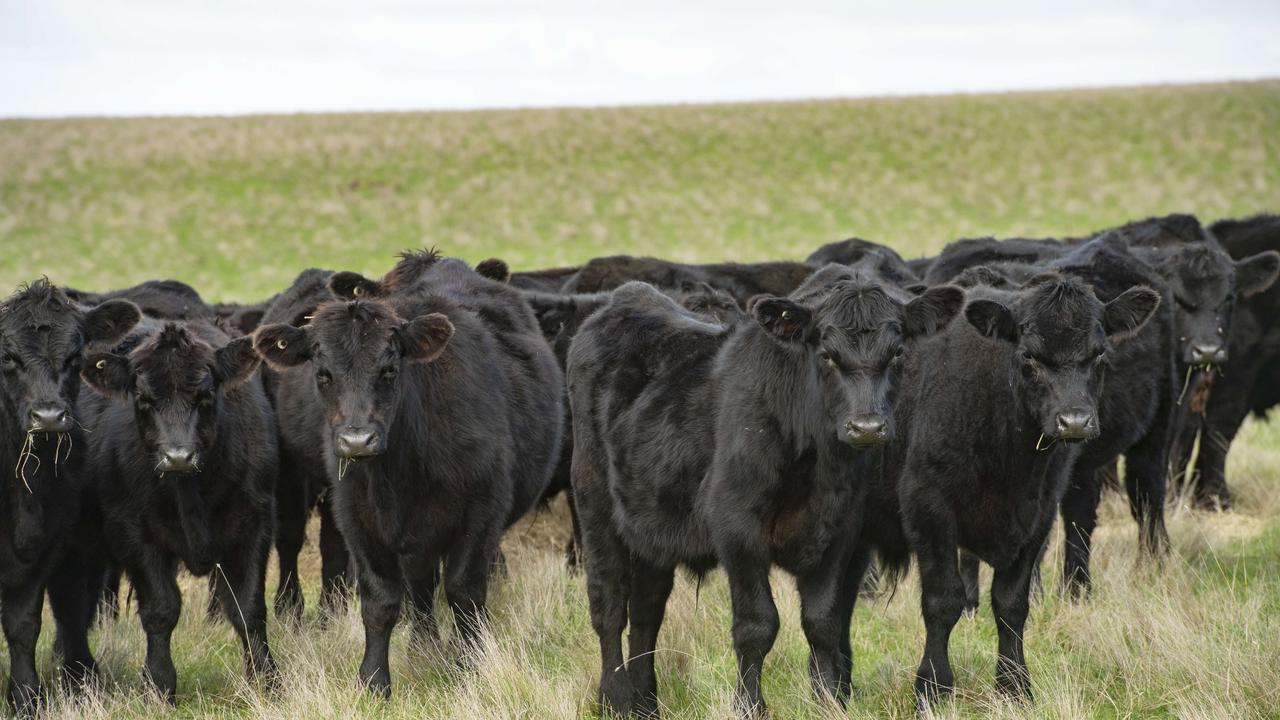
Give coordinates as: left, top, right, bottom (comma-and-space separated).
335, 427, 384, 459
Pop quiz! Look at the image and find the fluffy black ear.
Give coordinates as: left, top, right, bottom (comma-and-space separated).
213, 336, 261, 387
1236, 251, 1280, 297
399, 313, 454, 362
965, 299, 1018, 343
1103, 286, 1161, 343
230, 308, 265, 336
328, 272, 384, 300
904, 286, 964, 338
475, 258, 511, 283
752, 297, 813, 343
81, 352, 132, 399
82, 299, 141, 346
252, 324, 314, 370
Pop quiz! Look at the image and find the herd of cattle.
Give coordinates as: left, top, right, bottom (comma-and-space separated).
0, 212, 1277, 716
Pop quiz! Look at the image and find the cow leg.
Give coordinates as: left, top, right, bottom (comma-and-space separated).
579, 517, 633, 715
48, 551, 102, 691
273, 466, 309, 622
317, 492, 351, 619
130, 555, 182, 704
722, 544, 779, 717
990, 540, 1041, 701
1060, 467, 1102, 599
564, 488, 584, 569
910, 516, 964, 710
353, 542, 403, 697
212, 534, 276, 683
443, 526, 499, 658
98, 564, 124, 622
958, 550, 981, 614
1194, 381, 1252, 510
3, 580, 46, 713
1125, 429, 1171, 558
835, 545, 873, 700
797, 545, 854, 706
627, 558, 674, 717
400, 551, 442, 647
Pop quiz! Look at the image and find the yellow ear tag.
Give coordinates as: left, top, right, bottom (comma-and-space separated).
95, 359, 107, 370
781, 310, 790, 319
276, 339, 288, 350
353, 286, 364, 297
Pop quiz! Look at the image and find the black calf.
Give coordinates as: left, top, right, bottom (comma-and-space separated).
79, 322, 277, 703
0, 280, 140, 712
568, 266, 962, 716
254, 251, 562, 697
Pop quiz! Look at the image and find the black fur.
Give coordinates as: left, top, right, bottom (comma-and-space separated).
567, 265, 962, 715
253, 252, 563, 697
561, 255, 815, 305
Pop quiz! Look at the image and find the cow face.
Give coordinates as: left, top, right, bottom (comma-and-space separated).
253, 299, 453, 461
678, 283, 746, 325
1, 280, 140, 436
753, 282, 963, 447
82, 324, 259, 474
965, 275, 1160, 443
1158, 245, 1280, 367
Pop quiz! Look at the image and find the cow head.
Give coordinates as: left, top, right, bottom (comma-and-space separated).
1155, 244, 1280, 366
677, 282, 746, 325
253, 292, 453, 461
81, 324, 260, 474
1, 279, 140, 437
752, 280, 964, 447
965, 274, 1159, 443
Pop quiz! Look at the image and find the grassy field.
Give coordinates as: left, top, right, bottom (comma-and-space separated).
1, 80, 1279, 718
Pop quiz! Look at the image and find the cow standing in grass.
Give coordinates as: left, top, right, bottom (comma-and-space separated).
78, 322, 277, 703
849, 274, 1159, 709
568, 266, 963, 716
0, 280, 140, 712
253, 250, 563, 697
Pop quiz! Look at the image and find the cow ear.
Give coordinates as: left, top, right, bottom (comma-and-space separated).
752, 297, 813, 344
1235, 251, 1280, 297
1103, 286, 1161, 343
81, 353, 132, 399
328, 272, 384, 300
213, 336, 261, 387
965, 299, 1018, 343
253, 324, 313, 370
83, 299, 141, 346
399, 313, 454, 362
904, 286, 964, 338
230, 308, 265, 336
475, 258, 511, 283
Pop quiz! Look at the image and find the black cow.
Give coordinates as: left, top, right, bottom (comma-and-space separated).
560, 255, 815, 305
805, 237, 920, 286
521, 282, 747, 568
0, 280, 140, 711
253, 250, 563, 696
78, 321, 277, 703
850, 273, 1159, 709
1173, 214, 1280, 508
252, 268, 353, 621
568, 266, 963, 716
64, 279, 214, 321
507, 265, 582, 294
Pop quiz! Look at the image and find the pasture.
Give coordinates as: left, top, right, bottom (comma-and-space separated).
1, 80, 1279, 719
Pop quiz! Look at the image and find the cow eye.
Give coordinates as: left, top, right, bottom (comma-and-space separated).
197, 393, 215, 408
316, 369, 333, 387
891, 347, 905, 364
1175, 297, 1197, 312
2, 353, 21, 372
817, 351, 837, 369
380, 365, 399, 380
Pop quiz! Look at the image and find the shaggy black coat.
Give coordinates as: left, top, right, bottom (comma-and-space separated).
567, 265, 963, 716
851, 274, 1159, 709
64, 279, 214, 321
254, 251, 563, 697
0, 280, 140, 711
805, 237, 921, 286
560, 255, 815, 305
77, 320, 277, 704
1173, 214, 1280, 508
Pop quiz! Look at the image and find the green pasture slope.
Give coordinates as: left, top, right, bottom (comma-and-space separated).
0, 80, 1278, 718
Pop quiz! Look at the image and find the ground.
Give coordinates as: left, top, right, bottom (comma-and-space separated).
0, 80, 1278, 719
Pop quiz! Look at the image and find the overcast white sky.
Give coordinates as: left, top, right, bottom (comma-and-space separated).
3, 0, 1279, 117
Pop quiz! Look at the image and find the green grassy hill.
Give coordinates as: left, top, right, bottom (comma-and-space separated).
1, 81, 1278, 719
